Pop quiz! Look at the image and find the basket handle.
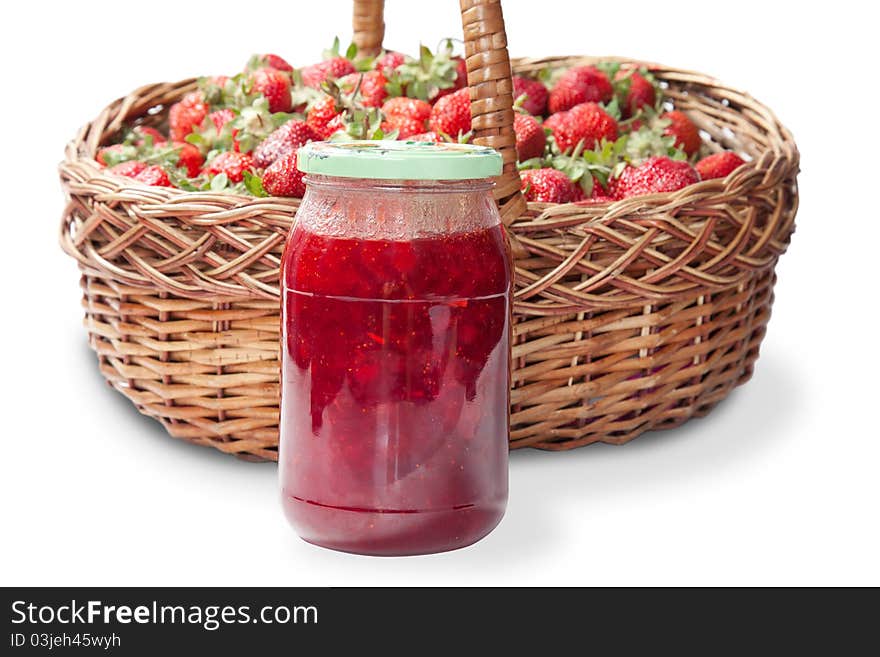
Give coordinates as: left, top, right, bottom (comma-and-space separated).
352, 0, 385, 57
352, 0, 526, 224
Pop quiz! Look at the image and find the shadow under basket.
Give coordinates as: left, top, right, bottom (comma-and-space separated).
59, 1, 798, 461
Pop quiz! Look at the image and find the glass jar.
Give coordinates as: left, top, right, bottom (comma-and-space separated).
279, 141, 511, 556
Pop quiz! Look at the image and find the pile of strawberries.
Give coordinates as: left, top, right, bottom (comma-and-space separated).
513, 63, 746, 203
96, 40, 746, 203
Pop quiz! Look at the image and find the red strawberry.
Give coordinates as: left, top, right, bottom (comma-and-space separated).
381, 97, 432, 138
207, 109, 235, 133
169, 91, 208, 142
260, 53, 293, 72
547, 102, 618, 154
514, 113, 546, 161
520, 168, 578, 203
338, 71, 388, 107
663, 110, 701, 157
306, 95, 343, 139
262, 152, 306, 197
324, 114, 346, 138
615, 70, 656, 117
454, 57, 468, 89
253, 119, 317, 169
203, 151, 254, 183
611, 156, 700, 198
408, 131, 443, 143
513, 75, 549, 116
300, 57, 356, 88
542, 113, 564, 147
548, 66, 613, 114
134, 165, 172, 187
172, 141, 204, 177
429, 88, 471, 138
374, 51, 407, 72
132, 126, 166, 145
96, 144, 127, 167
382, 97, 432, 122
382, 117, 425, 139
696, 151, 746, 179
107, 160, 147, 178
251, 67, 292, 113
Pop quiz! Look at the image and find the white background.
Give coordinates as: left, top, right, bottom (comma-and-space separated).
1, 0, 877, 586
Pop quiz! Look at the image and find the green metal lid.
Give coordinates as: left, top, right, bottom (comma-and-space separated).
297, 140, 502, 180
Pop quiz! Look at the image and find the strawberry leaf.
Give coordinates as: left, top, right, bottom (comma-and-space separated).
602, 97, 622, 121
185, 133, 207, 147
210, 172, 229, 191
174, 178, 200, 192
291, 86, 324, 110
101, 144, 139, 167
420, 45, 434, 68
395, 43, 457, 100
517, 157, 546, 171
323, 37, 341, 61
512, 93, 530, 113
243, 170, 267, 197
236, 134, 257, 154
355, 56, 374, 72
596, 61, 622, 80
271, 112, 295, 127
578, 174, 594, 197
384, 71, 405, 97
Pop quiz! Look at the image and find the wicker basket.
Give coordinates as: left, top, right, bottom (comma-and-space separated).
59, 0, 798, 461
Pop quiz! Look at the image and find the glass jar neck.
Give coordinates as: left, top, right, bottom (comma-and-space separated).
295, 174, 500, 240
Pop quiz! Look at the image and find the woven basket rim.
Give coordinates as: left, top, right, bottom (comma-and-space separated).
60, 54, 798, 312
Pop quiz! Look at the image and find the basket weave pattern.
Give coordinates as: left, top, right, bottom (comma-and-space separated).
59, 0, 798, 460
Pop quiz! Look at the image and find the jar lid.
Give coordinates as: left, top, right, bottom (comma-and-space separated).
297, 140, 502, 180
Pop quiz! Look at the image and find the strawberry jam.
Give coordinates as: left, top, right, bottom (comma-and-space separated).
280, 144, 510, 555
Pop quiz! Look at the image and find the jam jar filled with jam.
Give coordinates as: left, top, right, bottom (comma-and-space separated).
280, 141, 511, 555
